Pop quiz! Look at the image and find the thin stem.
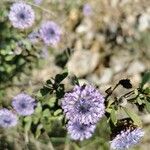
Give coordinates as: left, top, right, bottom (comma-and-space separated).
105, 83, 120, 100
24, 131, 29, 143
26, 2, 57, 18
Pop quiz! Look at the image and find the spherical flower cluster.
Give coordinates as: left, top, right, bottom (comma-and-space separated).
0, 109, 17, 128
62, 85, 105, 124
39, 21, 61, 45
62, 85, 105, 140
12, 93, 36, 116
67, 120, 96, 141
110, 128, 144, 150
9, 2, 35, 29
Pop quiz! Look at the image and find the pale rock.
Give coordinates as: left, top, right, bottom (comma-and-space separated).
67, 50, 99, 77
74, 40, 83, 51
99, 68, 113, 84
116, 36, 124, 44
127, 61, 146, 75
110, 53, 131, 73
138, 13, 150, 31
76, 19, 92, 34
142, 114, 150, 124
110, 0, 119, 7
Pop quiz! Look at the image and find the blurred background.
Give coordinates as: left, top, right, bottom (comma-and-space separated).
0, 0, 150, 149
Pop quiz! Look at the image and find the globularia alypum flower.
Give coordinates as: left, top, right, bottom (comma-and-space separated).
61, 85, 105, 124
67, 120, 96, 141
0, 109, 17, 128
110, 128, 144, 150
12, 93, 36, 116
8, 2, 35, 29
39, 21, 61, 45
83, 3, 92, 16
110, 119, 144, 150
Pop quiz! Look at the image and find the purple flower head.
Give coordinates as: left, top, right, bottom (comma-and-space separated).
8, 2, 35, 29
83, 3, 92, 16
61, 85, 105, 124
67, 120, 96, 141
0, 109, 18, 128
12, 93, 36, 116
39, 21, 61, 46
110, 128, 144, 150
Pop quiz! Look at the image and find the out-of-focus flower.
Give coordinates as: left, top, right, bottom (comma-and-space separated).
110, 128, 144, 150
12, 93, 36, 116
67, 120, 96, 141
83, 3, 92, 16
28, 31, 40, 43
61, 85, 105, 124
40, 47, 49, 59
0, 109, 18, 128
8, 2, 35, 29
34, 0, 43, 5
39, 21, 61, 46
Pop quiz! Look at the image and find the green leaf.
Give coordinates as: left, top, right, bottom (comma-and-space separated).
32, 115, 40, 124
24, 116, 32, 132
137, 97, 143, 105
70, 74, 79, 86
54, 109, 62, 116
46, 79, 53, 85
107, 99, 114, 108
24, 121, 31, 132
35, 102, 42, 114
145, 100, 150, 113
42, 109, 51, 117
140, 71, 150, 88
122, 107, 142, 127
143, 87, 150, 94
40, 86, 52, 96
43, 97, 56, 107
35, 124, 43, 138
24, 116, 32, 122
105, 108, 112, 113
54, 69, 68, 84
110, 109, 117, 125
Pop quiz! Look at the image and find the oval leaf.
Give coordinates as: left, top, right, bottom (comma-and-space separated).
140, 71, 150, 88
145, 100, 150, 113
122, 107, 142, 127
110, 109, 117, 125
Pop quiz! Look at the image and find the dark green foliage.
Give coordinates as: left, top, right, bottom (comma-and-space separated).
119, 79, 132, 89
0, 4, 41, 86
23, 70, 69, 139
55, 48, 74, 68
140, 71, 150, 88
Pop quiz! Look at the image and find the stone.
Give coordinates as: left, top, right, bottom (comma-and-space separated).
127, 60, 146, 75
67, 50, 99, 77
99, 68, 113, 84
138, 13, 150, 31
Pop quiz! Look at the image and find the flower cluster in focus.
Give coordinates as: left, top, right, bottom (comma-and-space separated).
111, 128, 144, 150
61, 85, 105, 140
